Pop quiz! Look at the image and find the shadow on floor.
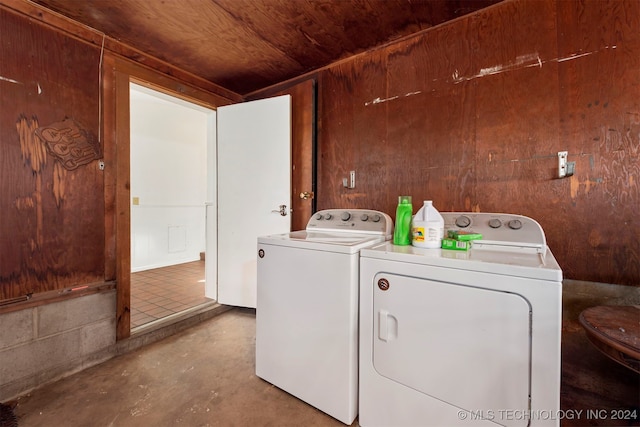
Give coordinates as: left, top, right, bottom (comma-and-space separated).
9, 281, 640, 426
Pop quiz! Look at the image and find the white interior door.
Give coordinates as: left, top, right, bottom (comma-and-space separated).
217, 95, 291, 307
204, 111, 218, 300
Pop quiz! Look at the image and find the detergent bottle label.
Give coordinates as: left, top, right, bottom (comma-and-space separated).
412, 226, 425, 243
427, 226, 443, 241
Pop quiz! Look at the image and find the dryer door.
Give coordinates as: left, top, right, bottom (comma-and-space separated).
373, 273, 531, 427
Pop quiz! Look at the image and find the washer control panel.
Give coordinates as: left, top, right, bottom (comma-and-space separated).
306, 209, 393, 236
443, 212, 546, 251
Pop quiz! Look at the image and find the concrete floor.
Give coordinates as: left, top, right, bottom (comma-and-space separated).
8, 299, 640, 427
11, 308, 348, 427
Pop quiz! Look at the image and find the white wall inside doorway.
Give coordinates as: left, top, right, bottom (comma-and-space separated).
129, 83, 213, 272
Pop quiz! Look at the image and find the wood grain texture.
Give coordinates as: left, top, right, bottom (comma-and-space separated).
315, 0, 640, 286
470, 0, 560, 218
384, 15, 477, 213
27, 0, 501, 94
318, 50, 388, 211
0, 8, 105, 300
0, 5, 237, 316
102, 55, 117, 283
2, 0, 241, 102
289, 80, 316, 231
2, 0, 639, 306
580, 305, 640, 373
556, 0, 640, 285
114, 69, 131, 340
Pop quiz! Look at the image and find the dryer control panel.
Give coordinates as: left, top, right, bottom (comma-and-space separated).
442, 212, 547, 253
307, 209, 393, 237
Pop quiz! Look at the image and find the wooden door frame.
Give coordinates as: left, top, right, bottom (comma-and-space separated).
103, 56, 313, 338
102, 55, 237, 340
289, 80, 317, 231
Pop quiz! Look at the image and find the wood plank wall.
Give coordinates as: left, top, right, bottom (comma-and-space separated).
1, 0, 638, 300
0, 8, 105, 300
313, 0, 639, 286
0, 2, 237, 303
556, 0, 640, 286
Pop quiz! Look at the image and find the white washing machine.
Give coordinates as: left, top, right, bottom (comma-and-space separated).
256, 209, 393, 425
359, 212, 563, 427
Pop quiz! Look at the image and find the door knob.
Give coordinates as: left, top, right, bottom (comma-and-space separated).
271, 204, 288, 216
299, 191, 314, 200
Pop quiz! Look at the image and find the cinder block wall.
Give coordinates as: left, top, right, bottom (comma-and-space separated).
0, 291, 116, 401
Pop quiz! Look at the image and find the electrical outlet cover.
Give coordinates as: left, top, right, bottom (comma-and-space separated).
558, 151, 568, 178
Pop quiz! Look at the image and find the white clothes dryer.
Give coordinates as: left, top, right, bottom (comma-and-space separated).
256, 209, 393, 425
359, 212, 562, 427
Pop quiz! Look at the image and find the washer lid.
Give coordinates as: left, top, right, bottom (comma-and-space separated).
258, 230, 386, 253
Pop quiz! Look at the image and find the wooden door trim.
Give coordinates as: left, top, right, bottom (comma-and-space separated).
105, 56, 236, 340
114, 69, 132, 340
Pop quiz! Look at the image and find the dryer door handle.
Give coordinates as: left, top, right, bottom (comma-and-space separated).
378, 310, 398, 342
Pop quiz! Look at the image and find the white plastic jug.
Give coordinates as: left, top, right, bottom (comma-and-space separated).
411, 200, 444, 248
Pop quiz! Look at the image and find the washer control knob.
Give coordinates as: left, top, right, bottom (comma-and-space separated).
341, 212, 351, 221
315, 213, 323, 220
372, 214, 381, 222
324, 213, 333, 220
360, 214, 369, 221
508, 219, 523, 230
489, 219, 502, 228
455, 216, 471, 228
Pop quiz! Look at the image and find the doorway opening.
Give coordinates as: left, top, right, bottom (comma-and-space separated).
129, 83, 216, 330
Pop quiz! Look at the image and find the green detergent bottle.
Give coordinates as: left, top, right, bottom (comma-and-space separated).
393, 195, 413, 245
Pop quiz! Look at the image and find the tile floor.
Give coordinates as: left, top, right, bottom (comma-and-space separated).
130, 261, 211, 328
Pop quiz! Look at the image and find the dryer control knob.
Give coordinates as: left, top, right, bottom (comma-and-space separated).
489, 219, 502, 228
455, 216, 471, 228
372, 214, 381, 222
324, 213, 333, 220
508, 219, 523, 230
360, 214, 369, 221
315, 213, 323, 220
341, 212, 351, 221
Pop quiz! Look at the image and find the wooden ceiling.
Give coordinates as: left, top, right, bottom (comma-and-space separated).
32, 0, 502, 96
